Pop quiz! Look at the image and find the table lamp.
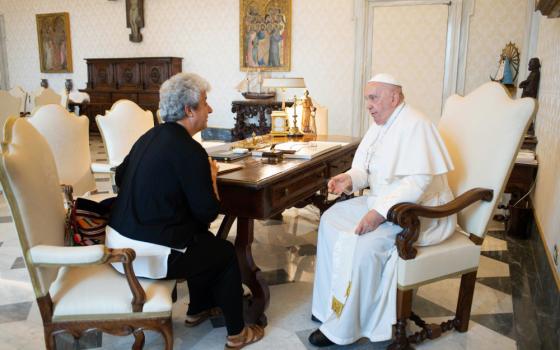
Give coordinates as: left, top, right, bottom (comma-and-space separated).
262, 77, 306, 136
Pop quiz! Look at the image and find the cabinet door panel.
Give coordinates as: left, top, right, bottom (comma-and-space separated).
116, 61, 141, 90
90, 62, 114, 90
143, 60, 169, 91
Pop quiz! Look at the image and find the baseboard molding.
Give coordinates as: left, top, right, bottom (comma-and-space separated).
533, 210, 560, 291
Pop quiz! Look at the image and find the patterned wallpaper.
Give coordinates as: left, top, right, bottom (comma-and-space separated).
533, 16, 560, 276
464, 0, 529, 94
0, 0, 355, 134
371, 4, 448, 123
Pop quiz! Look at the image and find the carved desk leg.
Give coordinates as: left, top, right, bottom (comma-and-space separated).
235, 217, 270, 326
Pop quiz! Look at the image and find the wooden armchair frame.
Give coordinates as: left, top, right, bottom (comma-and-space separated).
1, 117, 174, 350
386, 188, 493, 349
35, 248, 173, 350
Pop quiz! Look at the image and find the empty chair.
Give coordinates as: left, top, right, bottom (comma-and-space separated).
385, 82, 534, 348
9, 86, 28, 114
0, 90, 22, 139
27, 104, 111, 201
0, 116, 175, 349
96, 100, 154, 167
33, 88, 62, 108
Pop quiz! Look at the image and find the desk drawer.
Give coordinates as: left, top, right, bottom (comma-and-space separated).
271, 164, 327, 205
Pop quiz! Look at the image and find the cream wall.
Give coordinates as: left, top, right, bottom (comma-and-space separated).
0, 0, 355, 134
533, 16, 560, 277
464, 0, 529, 94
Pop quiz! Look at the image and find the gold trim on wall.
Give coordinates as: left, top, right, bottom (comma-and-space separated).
36, 12, 73, 73
239, 0, 291, 71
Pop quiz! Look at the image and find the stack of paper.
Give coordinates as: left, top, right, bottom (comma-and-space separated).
252, 141, 347, 159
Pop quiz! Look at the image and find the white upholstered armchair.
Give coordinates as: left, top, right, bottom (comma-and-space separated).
0, 90, 21, 139
96, 100, 155, 168
0, 117, 175, 349
28, 104, 112, 202
385, 82, 534, 349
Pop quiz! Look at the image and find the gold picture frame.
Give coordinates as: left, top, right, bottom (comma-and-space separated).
36, 12, 73, 73
239, 0, 291, 71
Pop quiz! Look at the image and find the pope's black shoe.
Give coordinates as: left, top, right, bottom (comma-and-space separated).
308, 329, 334, 347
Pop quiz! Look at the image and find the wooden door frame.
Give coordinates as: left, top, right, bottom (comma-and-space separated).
350, 0, 471, 137
0, 14, 10, 90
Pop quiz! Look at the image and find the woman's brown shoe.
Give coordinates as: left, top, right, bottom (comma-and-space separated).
225, 324, 265, 349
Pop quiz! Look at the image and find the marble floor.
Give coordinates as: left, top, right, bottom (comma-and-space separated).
0, 136, 558, 350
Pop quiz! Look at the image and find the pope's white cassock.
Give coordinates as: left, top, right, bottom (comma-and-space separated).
311, 102, 457, 344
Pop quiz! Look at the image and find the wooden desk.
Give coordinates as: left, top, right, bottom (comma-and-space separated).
216, 135, 360, 325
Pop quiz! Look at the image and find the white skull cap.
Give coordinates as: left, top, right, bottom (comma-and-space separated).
368, 73, 401, 87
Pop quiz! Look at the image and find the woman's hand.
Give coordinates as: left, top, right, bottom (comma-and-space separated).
209, 157, 220, 200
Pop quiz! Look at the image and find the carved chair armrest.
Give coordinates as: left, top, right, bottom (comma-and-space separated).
28, 245, 146, 312
387, 188, 493, 260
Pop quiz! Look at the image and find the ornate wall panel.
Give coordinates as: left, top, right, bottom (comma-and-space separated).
464, 0, 529, 94
533, 16, 560, 276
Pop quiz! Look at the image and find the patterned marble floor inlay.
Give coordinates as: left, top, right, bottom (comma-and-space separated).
0, 216, 13, 223
0, 302, 33, 324
0, 135, 556, 349
10, 256, 25, 269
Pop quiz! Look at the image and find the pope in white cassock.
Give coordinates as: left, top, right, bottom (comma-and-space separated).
308, 74, 457, 347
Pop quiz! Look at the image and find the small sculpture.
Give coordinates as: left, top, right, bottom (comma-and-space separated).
40, 79, 49, 88
519, 58, 541, 99
301, 90, 313, 133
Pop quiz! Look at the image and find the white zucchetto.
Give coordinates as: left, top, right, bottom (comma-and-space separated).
368, 73, 401, 87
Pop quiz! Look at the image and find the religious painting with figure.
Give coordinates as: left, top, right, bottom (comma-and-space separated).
36, 12, 73, 73
240, 0, 291, 71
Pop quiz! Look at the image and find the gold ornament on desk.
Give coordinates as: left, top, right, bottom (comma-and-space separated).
301, 90, 314, 134
262, 77, 306, 136
288, 94, 303, 137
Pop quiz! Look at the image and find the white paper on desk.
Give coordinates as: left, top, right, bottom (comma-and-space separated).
252, 141, 347, 159
216, 162, 244, 174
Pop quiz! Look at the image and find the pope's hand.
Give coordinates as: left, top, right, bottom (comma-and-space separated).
327, 174, 352, 195
355, 209, 385, 235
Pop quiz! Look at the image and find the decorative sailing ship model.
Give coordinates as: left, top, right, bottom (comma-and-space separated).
236, 69, 276, 100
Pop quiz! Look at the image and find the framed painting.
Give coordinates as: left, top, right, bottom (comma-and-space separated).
240, 0, 291, 71
36, 12, 73, 73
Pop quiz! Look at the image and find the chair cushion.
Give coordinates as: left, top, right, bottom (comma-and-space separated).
50, 263, 175, 319
397, 231, 481, 289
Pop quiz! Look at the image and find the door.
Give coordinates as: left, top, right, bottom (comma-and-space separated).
352, 0, 464, 136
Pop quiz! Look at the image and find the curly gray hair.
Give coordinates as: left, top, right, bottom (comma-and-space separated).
159, 73, 211, 122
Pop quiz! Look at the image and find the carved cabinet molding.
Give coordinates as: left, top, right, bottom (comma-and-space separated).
80, 57, 182, 131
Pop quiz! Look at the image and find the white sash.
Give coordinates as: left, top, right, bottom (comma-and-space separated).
329, 231, 358, 318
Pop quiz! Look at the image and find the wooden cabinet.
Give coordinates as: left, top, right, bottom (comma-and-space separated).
80, 57, 182, 132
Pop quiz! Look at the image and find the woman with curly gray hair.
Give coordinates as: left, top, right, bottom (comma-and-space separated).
107, 73, 264, 349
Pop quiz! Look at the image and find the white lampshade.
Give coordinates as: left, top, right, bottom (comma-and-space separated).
262, 77, 306, 89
